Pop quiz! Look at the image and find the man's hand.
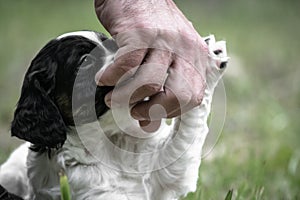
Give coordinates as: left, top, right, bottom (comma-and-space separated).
94, 0, 210, 128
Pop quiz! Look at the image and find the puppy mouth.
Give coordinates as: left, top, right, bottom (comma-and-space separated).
69, 85, 113, 125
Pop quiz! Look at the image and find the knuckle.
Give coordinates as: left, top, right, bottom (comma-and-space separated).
194, 90, 205, 105
175, 90, 192, 106
194, 95, 203, 105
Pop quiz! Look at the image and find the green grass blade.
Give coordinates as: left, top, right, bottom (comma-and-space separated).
224, 189, 233, 200
59, 170, 71, 200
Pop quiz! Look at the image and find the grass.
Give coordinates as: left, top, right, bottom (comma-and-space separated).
0, 0, 299, 199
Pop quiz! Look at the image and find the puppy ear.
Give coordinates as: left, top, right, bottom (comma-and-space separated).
11, 40, 67, 151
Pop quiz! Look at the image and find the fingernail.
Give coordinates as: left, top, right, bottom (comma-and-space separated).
104, 95, 112, 108
95, 77, 104, 86
95, 70, 104, 86
98, 81, 105, 86
105, 99, 111, 108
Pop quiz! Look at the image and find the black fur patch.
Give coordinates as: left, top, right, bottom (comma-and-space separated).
11, 32, 116, 153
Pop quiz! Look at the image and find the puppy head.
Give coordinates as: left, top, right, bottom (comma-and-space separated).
11, 31, 117, 152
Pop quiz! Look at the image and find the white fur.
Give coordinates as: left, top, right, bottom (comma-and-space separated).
57, 31, 103, 46
0, 142, 30, 198
0, 32, 228, 200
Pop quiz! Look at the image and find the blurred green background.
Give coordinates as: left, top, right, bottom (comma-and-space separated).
0, 0, 299, 199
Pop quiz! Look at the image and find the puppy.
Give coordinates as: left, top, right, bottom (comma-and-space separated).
0, 31, 228, 200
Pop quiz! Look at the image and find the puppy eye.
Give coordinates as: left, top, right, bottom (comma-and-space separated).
79, 54, 96, 68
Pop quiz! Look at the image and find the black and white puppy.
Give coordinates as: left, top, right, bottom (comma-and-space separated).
0, 31, 228, 200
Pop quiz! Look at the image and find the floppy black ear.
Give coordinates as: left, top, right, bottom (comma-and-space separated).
11, 40, 67, 152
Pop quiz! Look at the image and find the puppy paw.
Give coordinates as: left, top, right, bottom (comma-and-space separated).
203, 35, 230, 89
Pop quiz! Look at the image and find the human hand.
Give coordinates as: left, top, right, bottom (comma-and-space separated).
94, 0, 214, 129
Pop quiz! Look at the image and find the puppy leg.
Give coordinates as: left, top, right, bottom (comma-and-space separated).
0, 142, 30, 199
152, 36, 229, 199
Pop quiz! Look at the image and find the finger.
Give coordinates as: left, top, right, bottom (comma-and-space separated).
104, 50, 172, 107
131, 58, 205, 121
131, 87, 196, 121
95, 48, 147, 86
139, 120, 162, 133
131, 88, 180, 121
104, 62, 167, 108
129, 49, 172, 104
